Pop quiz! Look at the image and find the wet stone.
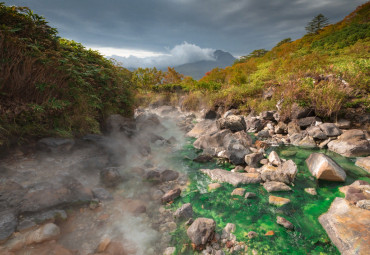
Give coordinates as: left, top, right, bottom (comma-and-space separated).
247, 231, 258, 239
276, 216, 294, 230
304, 188, 317, 195
269, 196, 291, 206
161, 188, 181, 203
92, 188, 113, 201
174, 203, 193, 219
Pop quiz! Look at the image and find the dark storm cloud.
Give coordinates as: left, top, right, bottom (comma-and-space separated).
4, 0, 367, 56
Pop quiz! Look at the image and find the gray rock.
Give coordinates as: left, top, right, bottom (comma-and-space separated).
247, 231, 258, 239
193, 154, 214, 163
203, 109, 219, 120
223, 223, 236, 234
287, 121, 301, 135
160, 170, 179, 182
335, 119, 351, 129
276, 216, 294, 230
328, 129, 370, 157
319, 123, 342, 137
162, 188, 181, 203
260, 160, 298, 185
220, 143, 251, 165
100, 167, 124, 187
260, 111, 276, 121
319, 197, 370, 255
245, 153, 264, 167
275, 122, 287, 134
356, 200, 370, 210
187, 218, 216, 246
290, 103, 314, 119
37, 137, 75, 153
297, 135, 317, 148
174, 203, 193, 219
304, 188, 317, 195
144, 170, 161, 182
355, 156, 370, 173
0, 210, 17, 241
246, 118, 263, 132
263, 181, 292, 192
307, 126, 327, 140
268, 151, 281, 166
216, 115, 246, 132
257, 130, 270, 138
92, 188, 113, 201
105, 114, 136, 136
186, 120, 218, 139
306, 153, 346, 182
20, 176, 93, 214
164, 247, 176, 255
194, 129, 231, 151
200, 169, 261, 186
298, 117, 321, 128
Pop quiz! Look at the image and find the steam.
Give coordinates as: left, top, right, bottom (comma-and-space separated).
111, 42, 216, 68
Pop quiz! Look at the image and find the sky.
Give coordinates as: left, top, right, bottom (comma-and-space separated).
4, 0, 367, 68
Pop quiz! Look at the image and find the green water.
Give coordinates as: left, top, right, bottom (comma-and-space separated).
165, 139, 370, 255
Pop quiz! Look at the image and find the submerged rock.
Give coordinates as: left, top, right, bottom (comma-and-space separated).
263, 181, 292, 192
319, 197, 370, 255
276, 216, 294, 230
327, 129, 370, 157
306, 153, 346, 182
187, 218, 216, 247
200, 169, 261, 186
268, 196, 291, 206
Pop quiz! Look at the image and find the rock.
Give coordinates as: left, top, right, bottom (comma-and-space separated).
164, 247, 176, 255
162, 188, 181, 203
160, 170, 179, 182
121, 199, 147, 215
257, 130, 270, 138
187, 218, 216, 246
263, 87, 275, 100
105, 114, 136, 136
265, 230, 275, 236
304, 188, 317, 195
275, 122, 287, 134
268, 151, 281, 166
216, 115, 246, 132
219, 142, 251, 165
356, 200, 370, 210
298, 117, 320, 128
260, 160, 298, 185
245, 153, 264, 168
297, 135, 317, 148
246, 118, 263, 132
319, 197, 370, 255
194, 129, 231, 151
290, 103, 313, 119
233, 166, 245, 173
319, 137, 334, 149
97, 237, 111, 252
287, 121, 301, 135
281, 160, 298, 183
263, 181, 292, 192
328, 129, 370, 157
136, 113, 165, 132
355, 156, 370, 173
307, 126, 327, 140
20, 176, 93, 214
335, 119, 351, 129
280, 150, 297, 157
260, 158, 269, 165
200, 169, 261, 186
247, 231, 258, 239
0, 211, 17, 241
37, 137, 75, 153
269, 196, 291, 206
231, 188, 245, 196
174, 203, 193, 219
223, 223, 236, 234
208, 183, 222, 191
224, 131, 253, 148
260, 111, 276, 121
345, 187, 368, 204
92, 188, 113, 201
186, 120, 218, 138
27, 223, 60, 244
276, 216, 294, 230
193, 154, 214, 163
255, 140, 269, 150
144, 170, 161, 182
319, 123, 342, 137
306, 153, 346, 182
100, 167, 124, 187
245, 192, 257, 199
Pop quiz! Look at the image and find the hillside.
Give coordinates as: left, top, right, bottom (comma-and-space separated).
174, 50, 236, 80
0, 3, 134, 146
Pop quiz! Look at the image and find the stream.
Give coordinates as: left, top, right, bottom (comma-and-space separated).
0, 106, 369, 255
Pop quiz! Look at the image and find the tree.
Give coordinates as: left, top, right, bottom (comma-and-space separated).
275, 38, 292, 48
162, 67, 184, 84
236, 49, 269, 63
305, 14, 330, 34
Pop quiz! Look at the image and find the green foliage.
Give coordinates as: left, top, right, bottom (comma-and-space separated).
236, 49, 269, 63
275, 38, 292, 48
0, 3, 134, 145
305, 14, 330, 35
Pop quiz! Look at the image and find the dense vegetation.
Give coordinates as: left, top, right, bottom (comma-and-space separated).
0, 3, 134, 146
137, 3, 369, 120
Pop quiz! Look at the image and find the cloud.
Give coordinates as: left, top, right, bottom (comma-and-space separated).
109, 42, 215, 69
5, 0, 368, 56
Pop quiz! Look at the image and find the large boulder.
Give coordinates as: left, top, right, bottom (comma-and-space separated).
187, 218, 216, 247
174, 203, 193, 219
319, 123, 342, 137
328, 129, 370, 157
307, 126, 327, 140
355, 156, 370, 173
319, 197, 370, 255
263, 181, 291, 192
20, 176, 93, 214
306, 153, 346, 182
200, 169, 261, 186
245, 153, 264, 168
245, 118, 263, 132
218, 143, 251, 165
193, 129, 231, 151
216, 115, 246, 132
260, 160, 298, 184
297, 117, 320, 128
186, 120, 218, 138
290, 103, 314, 119
223, 131, 253, 149
105, 114, 136, 136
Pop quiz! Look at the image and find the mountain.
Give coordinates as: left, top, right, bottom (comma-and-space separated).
174, 50, 235, 80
